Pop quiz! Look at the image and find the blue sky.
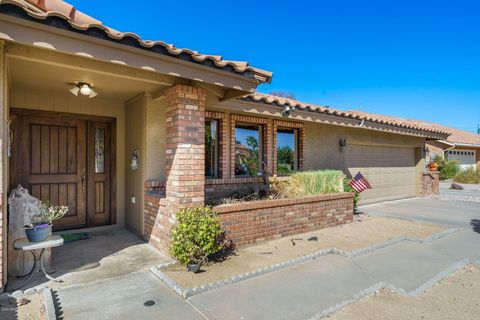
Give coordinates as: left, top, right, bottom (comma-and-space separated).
69, 0, 480, 133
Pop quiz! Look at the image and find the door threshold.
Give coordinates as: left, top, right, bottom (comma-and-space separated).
53, 224, 124, 236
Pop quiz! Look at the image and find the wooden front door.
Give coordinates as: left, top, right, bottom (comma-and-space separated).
10, 109, 115, 230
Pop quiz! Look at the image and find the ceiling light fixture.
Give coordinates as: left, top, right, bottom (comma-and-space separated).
69, 82, 98, 98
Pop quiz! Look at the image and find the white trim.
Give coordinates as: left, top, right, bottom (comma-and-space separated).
453, 142, 480, 148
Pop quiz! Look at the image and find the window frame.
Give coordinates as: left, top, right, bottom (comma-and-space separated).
273, 120, 304, 176
205, 118, 220, 178
205, 111, 226, 179
276, 127, 299, 175
234, 122, 264, 177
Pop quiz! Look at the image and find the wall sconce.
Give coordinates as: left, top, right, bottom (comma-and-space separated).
339, 139, 347, 153
423, 146, 430, 156
281, 105, 295, 117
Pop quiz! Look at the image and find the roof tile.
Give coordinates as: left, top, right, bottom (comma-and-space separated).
242, 93, 450, 137
2, 0, 272, 83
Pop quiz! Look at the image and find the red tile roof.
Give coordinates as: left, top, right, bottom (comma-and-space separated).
242, 93, 450, 137
0, 0, 273, 83
408, 121, 480, 146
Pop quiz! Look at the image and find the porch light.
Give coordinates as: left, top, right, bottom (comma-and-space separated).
339, 139, 347, 153
69, 82, 98, 98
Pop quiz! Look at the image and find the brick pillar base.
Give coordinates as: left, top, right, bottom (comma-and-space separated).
145, 85, 206, 254
420, 171, 440, 196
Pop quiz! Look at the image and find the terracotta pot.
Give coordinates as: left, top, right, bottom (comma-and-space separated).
429, 163, 438, 171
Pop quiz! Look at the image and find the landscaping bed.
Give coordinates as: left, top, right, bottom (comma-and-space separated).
330, 264, 480, 320
162, 215, 445, 288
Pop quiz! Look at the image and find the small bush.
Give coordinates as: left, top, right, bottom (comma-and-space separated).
454, 168, 480, 184
434, 156, 460, 180
170, 207, 225, 266
270, 170, 345, 197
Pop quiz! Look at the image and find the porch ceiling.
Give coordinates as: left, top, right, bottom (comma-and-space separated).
9, 56, 167, 101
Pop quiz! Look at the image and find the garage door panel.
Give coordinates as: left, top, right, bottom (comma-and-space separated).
346, 145, 416, 204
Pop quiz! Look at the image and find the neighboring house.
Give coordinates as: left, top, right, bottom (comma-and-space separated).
0, 0, 449, 290
418, 123, 480, 170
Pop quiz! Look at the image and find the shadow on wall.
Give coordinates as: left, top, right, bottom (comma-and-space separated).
471, 219, 480, 233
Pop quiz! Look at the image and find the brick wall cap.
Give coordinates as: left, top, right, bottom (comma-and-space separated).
213, 192, 354, 214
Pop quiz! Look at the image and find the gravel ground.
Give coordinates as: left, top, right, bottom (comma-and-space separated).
429, 194, 480, 203
429, 182, 480, 204
164, 215, 445, 288
330, 264, 480, 320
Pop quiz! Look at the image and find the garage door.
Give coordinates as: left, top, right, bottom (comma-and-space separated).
346, 145, 416, 204
446, 150, 476, 170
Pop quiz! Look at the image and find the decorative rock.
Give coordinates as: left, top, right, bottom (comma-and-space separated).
451, 183, 464, 190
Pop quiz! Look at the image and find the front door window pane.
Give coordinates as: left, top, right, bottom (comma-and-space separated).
95, 128, 105, 174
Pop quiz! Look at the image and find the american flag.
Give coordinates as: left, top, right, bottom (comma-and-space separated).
348, 172, 372, 193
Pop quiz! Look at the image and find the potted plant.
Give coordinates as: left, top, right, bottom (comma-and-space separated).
24, 201, 68, 242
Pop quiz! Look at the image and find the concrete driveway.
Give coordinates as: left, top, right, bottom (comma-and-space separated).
362, 197, 479, 227
55, 198, 480, 320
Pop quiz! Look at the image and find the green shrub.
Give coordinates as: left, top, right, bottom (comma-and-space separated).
433, 156, 460, 180
270, 170, 345, 197
343, 178, 360, 212
170, 207, 225, 266
454, 168, 480, 184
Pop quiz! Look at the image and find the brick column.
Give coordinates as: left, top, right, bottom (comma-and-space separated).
165, 85, 206, 208
145, 85, 206, 254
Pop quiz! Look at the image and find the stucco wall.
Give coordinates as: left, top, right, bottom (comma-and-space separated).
145, 96, 167, 180
125, 94, 146, 235
303, 122, 426, 171
9, 88, 126, 225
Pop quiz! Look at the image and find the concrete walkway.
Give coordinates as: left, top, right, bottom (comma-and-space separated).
55, 271, 205, 320
55, 198, 480, 320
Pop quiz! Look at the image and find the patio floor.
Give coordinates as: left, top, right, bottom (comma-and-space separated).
6, 228, 171, 291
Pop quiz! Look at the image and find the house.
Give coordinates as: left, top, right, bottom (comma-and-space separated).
419, 122, 480, 170
0, 0, 449, 291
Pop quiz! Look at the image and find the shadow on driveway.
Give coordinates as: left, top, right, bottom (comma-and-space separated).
470, 219, 480, 233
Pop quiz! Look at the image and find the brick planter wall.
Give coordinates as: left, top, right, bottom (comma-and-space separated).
214, 192, 354, 247
205, 177, 266, 204
420, 171, 440, 195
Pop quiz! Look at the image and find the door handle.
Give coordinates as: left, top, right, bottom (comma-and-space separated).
81, 169, 86, 191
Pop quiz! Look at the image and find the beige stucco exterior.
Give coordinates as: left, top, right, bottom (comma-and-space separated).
125, 94, 146, 235
145, 96, 167, 181
303, 122, 426, 171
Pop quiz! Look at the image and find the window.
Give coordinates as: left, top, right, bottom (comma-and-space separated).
277, 128, 298, 174
94, 128, 105, 174
205, 119, 219, 177
234, 124, 262, 176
